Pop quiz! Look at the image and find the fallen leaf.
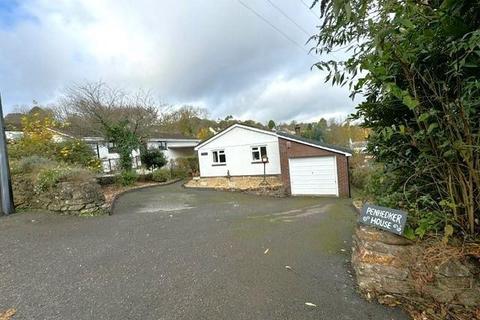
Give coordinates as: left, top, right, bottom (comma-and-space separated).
0, 308, 16, 320
264, 248, 269, 255
305, 302, 317, 307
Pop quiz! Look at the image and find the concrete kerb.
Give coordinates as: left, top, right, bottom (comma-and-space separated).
109, 178, 183, 215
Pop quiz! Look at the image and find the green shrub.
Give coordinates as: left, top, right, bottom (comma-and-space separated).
141, 149, 167, 170
349, 153, 369, 188
35, 167, 66, 192
137, 173, 153, 182
359, 164, 451, 240
351, 165, 373, 190
151, 168, 171, 182
8, 139, 57, 160
170, 167, 187, 179
117, 170, 138, 186
8, 137, 101, 171
55, 140, 101, 171
171, 156, 199, 177
35, 166, 93, 192
10, 156, 55, 175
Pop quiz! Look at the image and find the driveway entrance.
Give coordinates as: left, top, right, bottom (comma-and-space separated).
0, 183, 407, 319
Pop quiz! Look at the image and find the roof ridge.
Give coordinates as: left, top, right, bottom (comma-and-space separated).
276, 131, 352, 155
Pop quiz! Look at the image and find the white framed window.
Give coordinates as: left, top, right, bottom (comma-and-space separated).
107, 142, 117, 153
157, 141, 167, 150
251, 146, 267, 162
212, 150, 226, 164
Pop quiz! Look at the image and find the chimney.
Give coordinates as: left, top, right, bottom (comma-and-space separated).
294, 124, 301, 135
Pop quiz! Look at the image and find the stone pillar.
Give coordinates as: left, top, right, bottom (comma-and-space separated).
352, 225, 415, 296
351, 225, 480, 308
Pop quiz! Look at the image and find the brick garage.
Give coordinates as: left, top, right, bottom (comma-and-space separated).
278, 137, 350, 197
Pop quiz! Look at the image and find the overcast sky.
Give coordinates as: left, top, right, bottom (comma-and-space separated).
0, 0, 356, 122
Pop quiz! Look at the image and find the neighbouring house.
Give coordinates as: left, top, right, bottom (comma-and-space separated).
5, 128, 200, 173
5, 130, 23, 142
192, 124, 352, 197
349, 138, 368, 154
75, 132, 199, 173
146, 133, 200, 161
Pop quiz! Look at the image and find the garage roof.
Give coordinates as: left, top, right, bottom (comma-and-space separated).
276, 131, 352, 156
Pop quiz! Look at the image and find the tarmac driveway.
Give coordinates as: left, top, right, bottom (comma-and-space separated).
0, 183, 408, 320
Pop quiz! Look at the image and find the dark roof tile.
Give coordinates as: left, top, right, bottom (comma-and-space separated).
276, 131, 352, 154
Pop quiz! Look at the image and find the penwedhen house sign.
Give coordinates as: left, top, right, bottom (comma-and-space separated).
359, 204, 408, 236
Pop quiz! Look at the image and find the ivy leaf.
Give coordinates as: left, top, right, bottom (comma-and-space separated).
427, 123, 438, 133
443, 150, 455, 158
402, 94, 419, 110
418, 112, 430, 122
403, 227, 416, 240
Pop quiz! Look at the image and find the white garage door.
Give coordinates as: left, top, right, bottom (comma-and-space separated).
288, 156, 338, 196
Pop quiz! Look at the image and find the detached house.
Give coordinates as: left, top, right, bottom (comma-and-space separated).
193, 124, 352, 197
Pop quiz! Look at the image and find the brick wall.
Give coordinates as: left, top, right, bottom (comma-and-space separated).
278, 138, 350, 197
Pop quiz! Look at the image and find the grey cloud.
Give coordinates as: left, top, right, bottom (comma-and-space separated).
0, 0, 355, 122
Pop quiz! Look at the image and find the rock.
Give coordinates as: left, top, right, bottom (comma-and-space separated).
436, 274, 473, 290
377, 294, 402, 306
379, 278, 413, 294
80, 207, 98, 214
355, 262, 409, 280
436, 260, 472, 277
359, 238, 412, 256
355, 226, 413, 246
423, 284, 456, 303
67, 204, 85, 211
352, 247, 399, 266
457, 287, 480, 307
65, 199, 88, 205
84, 203, 96, 209
48, 204, 63, 211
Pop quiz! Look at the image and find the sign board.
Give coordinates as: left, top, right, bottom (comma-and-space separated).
359, 204, 408, 235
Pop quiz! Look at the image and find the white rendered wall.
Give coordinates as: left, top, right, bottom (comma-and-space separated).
146, 140, 197, 162
196, 126, 281, 177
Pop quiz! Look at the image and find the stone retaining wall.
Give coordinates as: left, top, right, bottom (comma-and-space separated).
352, 225, 480, 308
13, 177, 107, 215
185, 175, 284, 195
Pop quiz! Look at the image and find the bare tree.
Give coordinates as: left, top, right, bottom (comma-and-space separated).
57, 81, 169, 171
57, 81, 167, 139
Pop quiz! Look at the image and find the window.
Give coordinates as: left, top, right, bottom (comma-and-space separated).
157, 141, 167, 150
251, 146, 267, 161
107, 142, 117, 153
212, 150, 226, 164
